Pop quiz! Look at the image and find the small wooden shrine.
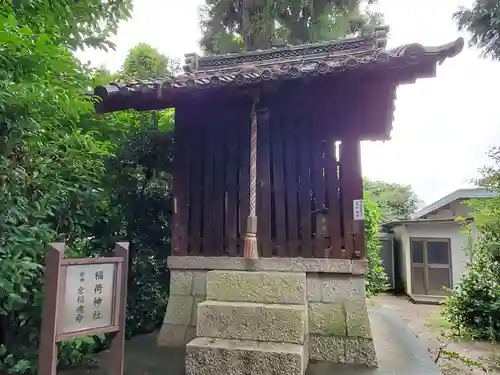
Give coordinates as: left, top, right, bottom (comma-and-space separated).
95, 26, 463, 374
95, 26, 463, 261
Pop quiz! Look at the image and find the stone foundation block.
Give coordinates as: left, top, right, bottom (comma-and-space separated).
309, 335, 345, 363
164, 295, 194, 325
193, 271, 207, 296
197, 300, 306, 344
303, 334, 310, 373
345, 337, 377, 367
345, 300, 371, 338
170, 270, 193, 295
157, 323, 188, 347
306, 274, 365, 303
167, 256, 368, 274
308, 302, 346, 336
206, 270, 306, 304
186, 337, 306, 375
185, 326, 197, 343
191, 296, 204, 325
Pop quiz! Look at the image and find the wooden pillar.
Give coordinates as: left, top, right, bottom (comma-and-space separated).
325, 139, 342, 258
172, 108, 190, 256
339, 138, 365, 259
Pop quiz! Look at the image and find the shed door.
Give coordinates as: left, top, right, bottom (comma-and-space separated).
410, 238, 452, 296
380, 239, 395, 290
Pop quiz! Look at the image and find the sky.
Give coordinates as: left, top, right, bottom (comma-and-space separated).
78, 0, 500, 206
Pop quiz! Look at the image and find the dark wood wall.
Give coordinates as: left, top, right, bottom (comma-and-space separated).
171, 90, 366, 259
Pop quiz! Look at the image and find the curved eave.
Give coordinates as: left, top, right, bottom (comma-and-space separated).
93, 38, 464, 114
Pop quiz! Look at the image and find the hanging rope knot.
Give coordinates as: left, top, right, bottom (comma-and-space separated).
244, 91, 260, 261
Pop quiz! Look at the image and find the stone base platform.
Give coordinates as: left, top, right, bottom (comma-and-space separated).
158, 256, 377, 371
186, 337, 307, 375
187, 270, 309, 375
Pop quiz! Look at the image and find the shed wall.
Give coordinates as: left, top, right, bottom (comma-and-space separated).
394, 222, 470, 298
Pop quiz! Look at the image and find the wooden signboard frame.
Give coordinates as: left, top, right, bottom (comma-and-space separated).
38, 242, 129, 375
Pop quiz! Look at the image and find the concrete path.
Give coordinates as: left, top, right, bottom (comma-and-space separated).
307, 306, 441, 375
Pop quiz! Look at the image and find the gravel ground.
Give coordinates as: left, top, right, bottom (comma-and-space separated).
370, 294, 500, 374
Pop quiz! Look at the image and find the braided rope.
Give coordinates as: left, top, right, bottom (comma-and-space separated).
243, 92, 260, 261
249, 94, 259, 217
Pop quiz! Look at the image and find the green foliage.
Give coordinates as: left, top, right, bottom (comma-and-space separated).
364, 194, 389, 295
199, 0, 383, 53
58, 335, 106, 369
76, 44, 175, 346
454, 0, 500, 60
0, 4, 116, 372
443, 147, 500, 341
94, 114, 174, 336
0, 2, 176, 374
122, 43, 178, 81
8, 0, 133, 51
364, 179, 422, 222
435, 333, 487, 372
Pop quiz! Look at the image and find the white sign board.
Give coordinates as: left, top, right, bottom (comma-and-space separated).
353, 199, 365, 221
61, 263, 116, 334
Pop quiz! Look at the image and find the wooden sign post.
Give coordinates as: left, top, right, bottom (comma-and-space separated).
38, 242, 129, 375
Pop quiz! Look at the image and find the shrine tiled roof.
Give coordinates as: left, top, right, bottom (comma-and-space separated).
94, 26, 464, 113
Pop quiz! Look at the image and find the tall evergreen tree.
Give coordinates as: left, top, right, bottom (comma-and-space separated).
199, 0, 382, 54
364, 179, 422, 222
121, 43, 178, 81
454, 0, 500, 60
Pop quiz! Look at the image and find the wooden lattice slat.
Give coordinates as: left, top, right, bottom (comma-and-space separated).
213, 118, 226, 254
224, 111, 239, 256
238, 109, 251, 255
298, 115, 313, 258
325, 140, 342, 257
174, 101, 354, 259
311, 118, 328, 258
284, 115, 300, 257
257, 109, 272, 257
172, 109, 190, 256
202, 118, 216, 255
188, 116, 203, 255
271, 110, 287, 256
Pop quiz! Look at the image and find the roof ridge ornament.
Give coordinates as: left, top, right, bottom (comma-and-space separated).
361, 25, 390, 42
181, 27, 393, 74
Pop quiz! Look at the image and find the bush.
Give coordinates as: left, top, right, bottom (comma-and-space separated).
443, 232, 500, 340
443, 147, 500, 340
364, 194, 389, 295
95, 123, 173, 337
0, 3, 174, 373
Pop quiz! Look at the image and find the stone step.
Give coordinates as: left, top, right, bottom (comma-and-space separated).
197, 300, 307, 344
186, 337, 307, 375
206, 270, 306, 304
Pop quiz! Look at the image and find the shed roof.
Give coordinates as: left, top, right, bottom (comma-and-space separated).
411, 188, 497, 220
94, 25, 463, 114
383, 217, 473, 229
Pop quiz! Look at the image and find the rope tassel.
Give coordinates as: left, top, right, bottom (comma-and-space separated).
243, 92, 260, 260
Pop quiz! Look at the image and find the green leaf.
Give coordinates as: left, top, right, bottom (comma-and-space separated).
10, 359, 32, 373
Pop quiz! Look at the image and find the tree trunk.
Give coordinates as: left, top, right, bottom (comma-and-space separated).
288, 17, 310, 45
242, 0, 251, 51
